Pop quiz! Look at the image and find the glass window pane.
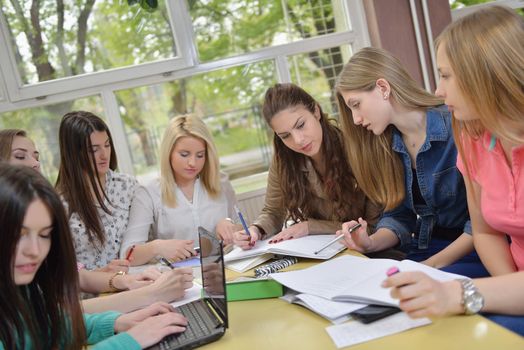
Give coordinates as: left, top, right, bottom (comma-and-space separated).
116, 61, 277, 188
0, 96, 104, 182
2, 1, 177, 85
190, 0, 350, 62
288, 45, 352, 118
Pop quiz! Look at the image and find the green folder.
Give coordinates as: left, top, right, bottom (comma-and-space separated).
226, 277, 283, 301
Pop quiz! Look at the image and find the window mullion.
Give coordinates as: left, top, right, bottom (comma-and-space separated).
101, 89, 134, 176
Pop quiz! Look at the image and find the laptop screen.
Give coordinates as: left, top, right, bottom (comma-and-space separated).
198, 226, 228, 328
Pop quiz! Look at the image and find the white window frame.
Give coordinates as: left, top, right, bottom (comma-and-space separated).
0, 0, 370, 177
0, 0, 197, 102
451, 0, 524, 19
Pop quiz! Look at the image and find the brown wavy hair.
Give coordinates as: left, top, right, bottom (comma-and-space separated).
262, 83, 358, 222
0, 164, 85, 349
55, 111, 118, 246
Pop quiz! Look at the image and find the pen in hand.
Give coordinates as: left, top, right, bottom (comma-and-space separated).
313, 223, 362, 255
125, 244, 135, 261
235, 205, 253, 244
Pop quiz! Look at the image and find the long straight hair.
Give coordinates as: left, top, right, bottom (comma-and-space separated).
55, 111, 118, 246
159, 114, 221, 207
262, 83, 357, 222
436, 6, 524, 187
335, 47, 443, 210
0, 164, 85, 350
0, 129, 26, 161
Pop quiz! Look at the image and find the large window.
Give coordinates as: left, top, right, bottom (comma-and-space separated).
0, 0, 370, 193
116, 61, 276, 183
1, 1, 178, 84
190, 0, 350, 62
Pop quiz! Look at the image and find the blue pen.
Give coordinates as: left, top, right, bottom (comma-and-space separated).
234, 205, 251, 238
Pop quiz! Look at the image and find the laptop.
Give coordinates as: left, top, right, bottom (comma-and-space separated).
147, 227, 229, 350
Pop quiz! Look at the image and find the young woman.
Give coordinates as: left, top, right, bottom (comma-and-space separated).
121, 114, 239, 265
384, 6, 524, 335
0, 163, 188, 349
234, 83, 381, 249
0, 129, 40, 171
0, 128, 194, 313
56, 111, 138, 271
335, 47, 487, 277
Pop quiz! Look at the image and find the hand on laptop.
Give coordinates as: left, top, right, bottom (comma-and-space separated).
116, 302, 188, 348
233, 225, 260, 250
268, 221, 309, 243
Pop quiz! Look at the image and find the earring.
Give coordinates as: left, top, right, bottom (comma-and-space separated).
383, 93, 389, 100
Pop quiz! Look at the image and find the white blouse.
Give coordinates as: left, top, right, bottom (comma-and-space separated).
68, 170, 138, 270
120, 173, 237, 258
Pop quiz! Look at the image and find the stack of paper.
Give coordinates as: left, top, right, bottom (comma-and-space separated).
270, 255, 465, 306
281, 290, 362, 324
225, 253, 274, 273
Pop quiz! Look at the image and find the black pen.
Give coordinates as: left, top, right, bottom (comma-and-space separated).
159, 256, 175, 269
313, 223, 362, 255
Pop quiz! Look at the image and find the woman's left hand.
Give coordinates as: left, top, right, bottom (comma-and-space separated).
269, 221, 309, 243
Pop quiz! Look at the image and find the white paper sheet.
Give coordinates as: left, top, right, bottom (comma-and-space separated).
170, 282, 202, 308
224, 235, 345, 262
281, 291, 363, 323
325, 313, 431, 348
271, 255, 466, 306
225, 253, 273, 272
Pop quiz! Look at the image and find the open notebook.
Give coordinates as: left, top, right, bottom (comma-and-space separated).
224, 235, 345, 263
270, 255, 466, 307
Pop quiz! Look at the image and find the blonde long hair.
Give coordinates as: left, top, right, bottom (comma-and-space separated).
335, 47, 442, 210
436, 6, 524, 159
160, 114, 221, 207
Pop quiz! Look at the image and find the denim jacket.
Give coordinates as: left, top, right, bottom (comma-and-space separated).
375, 106, 471, 250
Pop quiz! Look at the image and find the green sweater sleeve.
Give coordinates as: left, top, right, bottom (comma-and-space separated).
84, 312, 141, 350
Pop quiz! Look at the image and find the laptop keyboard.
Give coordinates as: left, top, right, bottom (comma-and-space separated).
158, 300, 220, 350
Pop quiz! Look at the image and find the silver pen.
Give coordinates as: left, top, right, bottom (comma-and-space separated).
313, 223, 362, 255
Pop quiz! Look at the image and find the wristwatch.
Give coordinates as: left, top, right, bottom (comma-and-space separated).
109, 270, 127, 291
459, 279, 484, 315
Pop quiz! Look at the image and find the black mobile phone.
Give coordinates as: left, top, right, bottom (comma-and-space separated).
350, 305, 401, 324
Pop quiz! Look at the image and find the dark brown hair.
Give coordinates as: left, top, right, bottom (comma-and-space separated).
0, 163, 85, 349
262, 83, 358, 222
55, 111, 117, 246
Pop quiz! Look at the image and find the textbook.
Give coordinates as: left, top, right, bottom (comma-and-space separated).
270, 255, 466, 307
224, 235, 345, 262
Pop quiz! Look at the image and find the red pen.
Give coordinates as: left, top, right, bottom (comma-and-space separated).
125, 245, 136, 261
